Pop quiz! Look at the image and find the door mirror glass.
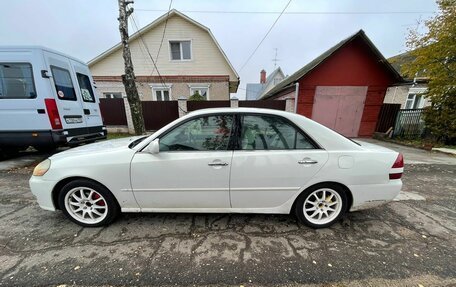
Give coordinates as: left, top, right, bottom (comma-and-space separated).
146, 139, 160, 154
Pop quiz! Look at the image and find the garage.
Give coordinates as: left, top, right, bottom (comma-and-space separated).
262, 30, 403, 137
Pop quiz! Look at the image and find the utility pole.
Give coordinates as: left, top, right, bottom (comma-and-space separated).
272, 48, 280, 69
118, 0, 145, 135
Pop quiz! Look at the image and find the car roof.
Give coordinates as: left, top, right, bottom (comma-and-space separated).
186, 107, 295, 117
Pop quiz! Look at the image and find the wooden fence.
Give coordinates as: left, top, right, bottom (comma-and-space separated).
99, 98, 128, 126
239, 100, 286, 110
375, 103, 401, 133
187, 100, 231, 111
100, 99, 288, 132
142, 101, 179, 131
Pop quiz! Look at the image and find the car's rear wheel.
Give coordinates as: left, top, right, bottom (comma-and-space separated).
58, 179, 119, 227
295, 183, 347, 228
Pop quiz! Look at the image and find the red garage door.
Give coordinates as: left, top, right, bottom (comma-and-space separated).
312, 86, 367, 137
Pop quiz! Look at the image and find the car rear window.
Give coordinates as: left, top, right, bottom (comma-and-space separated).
76, 73, 95, 103
0, 63, 37, 99
50, 66, 77, 101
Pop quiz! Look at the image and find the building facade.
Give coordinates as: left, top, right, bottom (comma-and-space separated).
261, 30, 403, 137
89, 9, 239, 101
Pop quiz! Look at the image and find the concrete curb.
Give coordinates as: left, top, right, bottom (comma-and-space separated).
431, 147, 456, 156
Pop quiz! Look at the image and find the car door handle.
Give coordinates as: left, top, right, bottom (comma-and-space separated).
298, 159, 318, 164
208, 162, 229, 166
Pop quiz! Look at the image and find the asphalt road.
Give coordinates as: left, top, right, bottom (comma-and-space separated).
0, 140, 455, 286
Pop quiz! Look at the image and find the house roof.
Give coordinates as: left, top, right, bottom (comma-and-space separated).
246, 67, 285, 100
88, 9, 239, 82
261, 30, 403, 99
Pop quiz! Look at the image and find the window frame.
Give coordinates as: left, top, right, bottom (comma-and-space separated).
50, 65, 77, 102
235, 113, 321, 151
76, 72, 96, 103
0, 62, 37, 99
189, 86, 209, 100
103, 92, 123, 99
142, 112, 321, 153
169, 40, 192, 61
153, 88, 171, 101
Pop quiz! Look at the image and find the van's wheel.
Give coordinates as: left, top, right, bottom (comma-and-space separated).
295, 183, 347, 228
58, 179, 120, 227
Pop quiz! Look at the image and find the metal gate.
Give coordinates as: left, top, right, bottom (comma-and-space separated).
393, 109, 425, 138
375, 103, 401, 133
99, 98, 128, 126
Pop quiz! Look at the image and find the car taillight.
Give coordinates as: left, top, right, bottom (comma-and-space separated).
44, 98, 63, 129
389, 153, 404, 180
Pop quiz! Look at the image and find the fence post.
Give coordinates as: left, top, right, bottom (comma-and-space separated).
285, 97, 295, 113
178, 96, 187, 117
230, 97, 239, 108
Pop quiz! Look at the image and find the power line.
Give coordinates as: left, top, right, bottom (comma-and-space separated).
239, 0, 292, 72
152, 0, 173, 75
135, 9, 436, 15
130, 14, 168, 90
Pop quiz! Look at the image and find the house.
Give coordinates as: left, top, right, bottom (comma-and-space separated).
261, 30, 403, 137
246, 67, 285, 100
88, 9, 239, 101
383, 51, 430, 109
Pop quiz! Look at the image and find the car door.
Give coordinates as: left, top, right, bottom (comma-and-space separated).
130, 114, 234, 209
70, 60, 103, 129
43, 51, 87, 131
230, 114, 329, 209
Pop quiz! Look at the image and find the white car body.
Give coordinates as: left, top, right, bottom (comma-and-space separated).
29, 108, 402, 218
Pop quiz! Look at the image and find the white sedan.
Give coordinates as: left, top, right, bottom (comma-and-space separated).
29, 108, 403, 228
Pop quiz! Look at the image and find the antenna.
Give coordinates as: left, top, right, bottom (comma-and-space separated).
272, 48, 280, 68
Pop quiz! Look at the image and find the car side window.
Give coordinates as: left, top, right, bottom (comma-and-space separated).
76, 73, 95, 103
240, 115, 315, 150
160, 115, 234, 151
50, 66, 77, 101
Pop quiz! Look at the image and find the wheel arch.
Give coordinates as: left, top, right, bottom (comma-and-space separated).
52, 176, 120, 210
290, 181, 353, 214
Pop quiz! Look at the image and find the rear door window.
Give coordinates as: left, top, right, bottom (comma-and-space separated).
50, 66, 77, 101
0, 63, 36, 99
76, 73, 95, 102
239, 115, 316, 150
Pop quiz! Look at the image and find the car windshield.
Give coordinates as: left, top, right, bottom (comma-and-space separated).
128, 136, 148, 149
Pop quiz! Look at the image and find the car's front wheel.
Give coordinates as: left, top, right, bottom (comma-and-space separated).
295, 183, 347, 228
58, 179, 120, 227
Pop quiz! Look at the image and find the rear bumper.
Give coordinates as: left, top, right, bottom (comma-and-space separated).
348, 180, 402, 211
0, 126, 107, 148
29, 176, 57, 211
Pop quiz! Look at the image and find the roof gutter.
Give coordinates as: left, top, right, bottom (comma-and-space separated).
294, 82, 299, 113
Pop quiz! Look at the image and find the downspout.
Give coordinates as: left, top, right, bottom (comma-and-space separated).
294, 82, 299, 113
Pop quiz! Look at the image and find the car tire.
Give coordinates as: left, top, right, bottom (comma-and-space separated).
58, 179, 120, 227
295, 183, 348, 228
33, 145, 56, 153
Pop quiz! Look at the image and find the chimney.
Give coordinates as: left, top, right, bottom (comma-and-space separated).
260, 69, 266, 84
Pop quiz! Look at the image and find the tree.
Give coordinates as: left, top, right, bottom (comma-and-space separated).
188, 90, 206, 101
118, 0, 145, 135
405, 0, 456, 144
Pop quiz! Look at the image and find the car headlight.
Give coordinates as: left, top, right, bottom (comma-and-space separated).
33, 159, 51, 176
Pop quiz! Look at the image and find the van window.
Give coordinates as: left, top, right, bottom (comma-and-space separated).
76, 73, 95, 102
50, 66, 76, 101
0, 63, 36, 99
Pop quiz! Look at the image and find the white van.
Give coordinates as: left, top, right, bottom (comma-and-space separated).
0, 46, 106, 153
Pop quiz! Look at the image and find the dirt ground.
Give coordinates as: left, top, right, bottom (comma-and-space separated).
0, 140, 455, 286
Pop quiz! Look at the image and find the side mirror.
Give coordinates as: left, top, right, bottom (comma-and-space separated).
145, 139, 160, 154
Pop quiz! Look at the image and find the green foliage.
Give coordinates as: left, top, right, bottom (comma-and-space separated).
188, 91, 206, 101
405, 0, 456, 144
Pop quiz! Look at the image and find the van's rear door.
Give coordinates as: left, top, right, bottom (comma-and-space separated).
42, 51, 87, 132
70, 60, 103, 128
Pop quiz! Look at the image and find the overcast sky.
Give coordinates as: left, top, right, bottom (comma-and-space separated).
0, 0, 438, 99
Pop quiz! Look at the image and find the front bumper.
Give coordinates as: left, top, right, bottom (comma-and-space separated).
349, 180, 402, 212
29, 176, 57, 211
